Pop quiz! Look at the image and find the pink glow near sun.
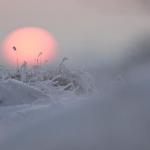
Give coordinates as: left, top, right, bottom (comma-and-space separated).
2, 27, 57, 66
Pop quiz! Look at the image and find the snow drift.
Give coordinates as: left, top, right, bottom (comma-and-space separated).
1, 61, 150, 150
0, 79, 49, 106
1, 53, 150, 150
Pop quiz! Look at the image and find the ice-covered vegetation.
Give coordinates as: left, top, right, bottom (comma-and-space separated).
0, 58, 95, 106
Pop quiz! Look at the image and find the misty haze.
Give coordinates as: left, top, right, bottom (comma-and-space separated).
0, 0, 150, 150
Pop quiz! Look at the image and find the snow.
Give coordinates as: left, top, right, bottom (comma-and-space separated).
0, 60, 150, 150
0, 79, 50, 106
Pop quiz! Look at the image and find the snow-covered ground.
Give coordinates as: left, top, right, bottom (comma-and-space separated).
0, 79, 50, 106
0, 61, 150, 150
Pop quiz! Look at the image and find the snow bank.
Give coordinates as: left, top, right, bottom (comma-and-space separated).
0, 62, 150, 150
0, 79, 50, 106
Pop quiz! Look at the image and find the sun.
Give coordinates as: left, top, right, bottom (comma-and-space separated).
2, 27, 57, 66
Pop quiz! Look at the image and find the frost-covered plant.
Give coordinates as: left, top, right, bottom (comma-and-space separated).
51, 57, 95, 94
0, 58, 95, 94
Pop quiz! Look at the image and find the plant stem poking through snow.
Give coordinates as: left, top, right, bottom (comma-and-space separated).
12, 46, 19, 72
37, 52, 43, 65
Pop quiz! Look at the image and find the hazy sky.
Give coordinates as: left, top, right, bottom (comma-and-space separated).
0, 0, 150, 66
